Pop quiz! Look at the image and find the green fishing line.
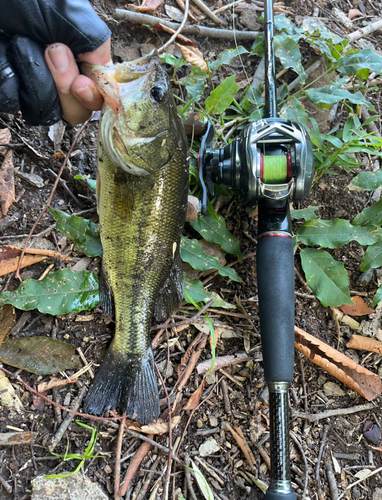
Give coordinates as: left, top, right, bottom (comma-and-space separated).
262, 155, 288, 183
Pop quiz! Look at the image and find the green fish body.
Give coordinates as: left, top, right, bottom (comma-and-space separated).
82, 55, 188, 423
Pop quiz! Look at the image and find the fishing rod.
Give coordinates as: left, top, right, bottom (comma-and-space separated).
198, 1, 314, 497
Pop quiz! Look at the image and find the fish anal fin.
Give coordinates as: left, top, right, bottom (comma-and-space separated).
99, 265, 114, 318
153, 254, 183, 322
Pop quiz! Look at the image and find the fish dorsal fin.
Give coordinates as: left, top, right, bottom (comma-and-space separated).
153, 254, 183, 322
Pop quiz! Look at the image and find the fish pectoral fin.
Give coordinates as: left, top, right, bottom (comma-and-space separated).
153, 254, 183, 322
99, 265, 114, 318
83, 346, 160, 424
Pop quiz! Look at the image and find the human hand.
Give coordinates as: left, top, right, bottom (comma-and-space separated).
0, 0, 111, 126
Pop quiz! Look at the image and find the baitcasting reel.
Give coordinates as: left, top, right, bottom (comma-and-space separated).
199, 117, 314, 212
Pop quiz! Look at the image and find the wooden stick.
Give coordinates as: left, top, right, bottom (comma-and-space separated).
347, 18, 382, 42
115, 9, 259, 39
114, 418, 126, 499
190, 0, 222, 24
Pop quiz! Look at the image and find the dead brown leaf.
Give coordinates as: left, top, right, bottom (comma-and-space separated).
348, 8, 363, 19
0, 245, 72, 277
156, 24, 196, 47
173, 0, 199, 22
33, 394, 45, 411
131, 0, 163, 12
128, 416, 181, 435
176, 44, 207, 71
37, 376, 78, 393
197, 352, 249, 374
339, 296, 374, 316
274, 2, 293, 14
226, 424, 256, 473
0, 128, 15, 216
347, 335, 382, 354
183, 378, 206, 410
0, 304, 15, 348
295, 326, 382, 401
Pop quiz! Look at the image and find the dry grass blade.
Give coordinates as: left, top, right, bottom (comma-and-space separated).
295, 326, 382, 401
347, 334, 382, 354
226, 424, 256, 473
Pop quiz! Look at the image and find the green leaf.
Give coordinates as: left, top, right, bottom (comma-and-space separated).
296, 219, 382, 248
0, 337, 81, 375
160, 53, 187, 69
205, 76, 240, 115
251, 34, 265, 56
208, 47, 248, 72
352, 170, 382, 191
183, 274, 235, 309
190, 213, 242, 259
0, 269, 99, 315
179, 67, 206, 102
336, 49, 382, 76
280, 97, 309, 125
274, 14, 300, 36
353, 199, 382, 227
300, 248, 353, 307
74, 174, 96, 191
305, 80, 372, 109
50, 208, 102, 258
274, 33, 307, 83
360, 241, 382, 271
291, 206, 321, 220
180, 237, 240, 282
372, 285, 382, 307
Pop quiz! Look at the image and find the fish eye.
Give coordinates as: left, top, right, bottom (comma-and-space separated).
151, 85, 167, 103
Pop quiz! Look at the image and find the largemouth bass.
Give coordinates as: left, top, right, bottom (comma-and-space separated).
82, 54, 188, 424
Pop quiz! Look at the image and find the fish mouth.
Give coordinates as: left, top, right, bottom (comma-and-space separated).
81, 52, 159, 114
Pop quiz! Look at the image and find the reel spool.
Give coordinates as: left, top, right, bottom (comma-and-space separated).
199, 117, 314, 213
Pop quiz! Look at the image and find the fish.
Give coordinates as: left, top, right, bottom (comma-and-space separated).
81, 53, 188, 424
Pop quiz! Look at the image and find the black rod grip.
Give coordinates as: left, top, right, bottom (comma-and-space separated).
257, 235, 295, 383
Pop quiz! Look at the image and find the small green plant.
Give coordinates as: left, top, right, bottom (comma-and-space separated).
45, 421, 103, 479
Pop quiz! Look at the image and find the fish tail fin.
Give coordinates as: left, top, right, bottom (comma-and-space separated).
83, 345, 160, 424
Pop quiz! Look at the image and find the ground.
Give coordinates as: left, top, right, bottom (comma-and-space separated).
0, 0, 382, 499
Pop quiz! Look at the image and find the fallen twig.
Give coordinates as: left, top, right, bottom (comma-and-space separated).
0, 473, 12, 493
136, 455, 161, 500
290, 432, 308, 499
190, 0, 222, 24
126, 429, 183, 465
114, 9, 259, 39
337, 464, 382, 499
118, 433, 155, 497
49, 386, 87, 452
316, 424, 330, 500
226, 424, 256, 473
292, 402, 375, 422
177, 333, 208, 393
184, 453, 198, 500
115, 418, 126, 500
347, 18, 382, 43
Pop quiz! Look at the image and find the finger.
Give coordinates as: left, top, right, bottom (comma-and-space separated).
71, 38, 112, 110
45, 43, 91, 125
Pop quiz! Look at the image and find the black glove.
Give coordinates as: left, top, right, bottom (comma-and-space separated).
0, 0, 111, 126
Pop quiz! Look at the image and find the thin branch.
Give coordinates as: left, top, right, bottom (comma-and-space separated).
114, 9, 259, 40
292, 402, 376, 422
158, 0, 189, 53
114, 418, 126, 499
